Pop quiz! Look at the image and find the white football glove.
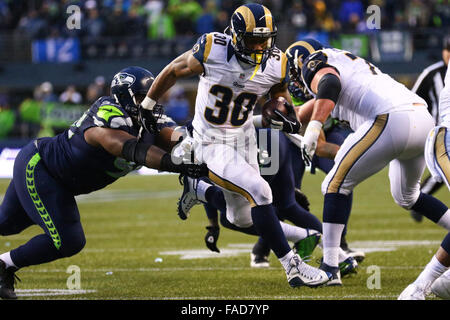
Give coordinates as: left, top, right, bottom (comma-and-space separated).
301, 120, 322, 166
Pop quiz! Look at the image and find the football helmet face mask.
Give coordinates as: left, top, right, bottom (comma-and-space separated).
228, 4, 277, 66
110, 66, 163, 133
285, 39, 324, 84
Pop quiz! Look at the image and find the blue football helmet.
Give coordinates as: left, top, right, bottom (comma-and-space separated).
285, 39, 324, 82
285, 39, 323, 100
110, 66, 163, 133
227, 3, 277, 66
110, 66, 155, 118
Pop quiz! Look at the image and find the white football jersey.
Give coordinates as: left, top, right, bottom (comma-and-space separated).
439, 66, 450, 126
190, 32, 288, 142
302, 48, 427, 130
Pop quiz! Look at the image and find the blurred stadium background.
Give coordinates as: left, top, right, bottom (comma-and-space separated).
0, 0, 449, 160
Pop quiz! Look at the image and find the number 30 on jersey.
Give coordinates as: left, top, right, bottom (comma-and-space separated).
204, 84, 258, 126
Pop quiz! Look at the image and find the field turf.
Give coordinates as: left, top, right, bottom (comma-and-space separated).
0, 168, 449, 301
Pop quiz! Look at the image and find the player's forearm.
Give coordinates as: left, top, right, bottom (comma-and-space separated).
316, 141, 340, 159
311, 99, 335, 124
156, 127, 183, 152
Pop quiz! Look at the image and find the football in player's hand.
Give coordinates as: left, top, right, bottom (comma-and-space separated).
261, 97, 288, 126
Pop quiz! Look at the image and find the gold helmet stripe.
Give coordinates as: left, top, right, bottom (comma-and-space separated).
235, 5, 256, 32
262, 6, 273, 32
286, 41, 316, 55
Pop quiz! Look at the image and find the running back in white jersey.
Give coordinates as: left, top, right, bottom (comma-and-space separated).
301, 48, 427, 130
190, 32, 288, 141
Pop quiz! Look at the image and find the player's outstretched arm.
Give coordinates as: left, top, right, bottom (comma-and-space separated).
85, 127, 208, 178
141, 51, 204, 110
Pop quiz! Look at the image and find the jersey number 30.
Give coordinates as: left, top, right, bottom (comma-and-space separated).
204, 85, 258, 126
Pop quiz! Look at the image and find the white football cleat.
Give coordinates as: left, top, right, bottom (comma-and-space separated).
286, 254, 331, 288
398, 282, 431, 300
177, 175, 200, 220
430, 270, 450, 300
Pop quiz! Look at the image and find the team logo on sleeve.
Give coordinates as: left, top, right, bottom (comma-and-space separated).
192, 43, 200, 54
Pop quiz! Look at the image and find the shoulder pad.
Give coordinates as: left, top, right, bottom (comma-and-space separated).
192, 33, 214, 64
301, 51, 338, 90
301, 51, 328, 86
92, 97, 133, 130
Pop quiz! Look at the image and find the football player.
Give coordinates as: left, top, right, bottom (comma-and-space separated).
398, 58, 450, 300
278, 39, 450, 286
0, 66, 207, 299
186, 127, 358, 276
409, 35, 450, 223
142, 3, 331, 288
285, 39, 365, 262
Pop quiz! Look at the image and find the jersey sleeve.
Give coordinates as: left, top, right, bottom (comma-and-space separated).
192, 33, 214, 65
89, 99, 134, 133
301, 51, 338, 92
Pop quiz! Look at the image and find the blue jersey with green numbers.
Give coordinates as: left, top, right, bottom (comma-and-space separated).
36, 96, 141, 195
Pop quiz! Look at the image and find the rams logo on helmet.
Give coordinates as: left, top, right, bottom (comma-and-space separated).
228, 3, 277, 66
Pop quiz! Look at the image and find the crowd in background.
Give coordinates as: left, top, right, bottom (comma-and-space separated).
0, 0, 449, 41
0, 0, 449, 141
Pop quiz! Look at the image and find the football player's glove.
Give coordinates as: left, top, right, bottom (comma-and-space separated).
270, 102, 302, 134
294, 188, 311, 212
138, 103, 164, 134
204, 226, 220, 253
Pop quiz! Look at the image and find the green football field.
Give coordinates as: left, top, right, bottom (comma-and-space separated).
0, 168, 449, 301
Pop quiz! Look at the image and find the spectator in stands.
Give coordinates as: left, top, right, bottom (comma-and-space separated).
196, 0, 216, 35
59, 85, 83, 105
405, 0, 431, 28
83, 1, 105, 40
338, 0, 364, 31
0, 93, 16, 139
34, 82, 57, 103
16, 9, 48, 39
86, 76, 107, 104
167, 0, 202, 36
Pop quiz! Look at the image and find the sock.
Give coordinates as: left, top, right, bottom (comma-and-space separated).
322, 222, 345, 267
279, 250, 295, 272
410, 193, 448, 224
252, 237, 271, 257
279, 222, 308, 243
338, 247, 349, 263
204, 186, 226, 212
251, 204, 291, 258
279, 203, 323, 233
414, 255, 449, 288
437, 210, 450, 231
441, 232, 450, 254
196, 179, 212, 203
0, 252, 17, 269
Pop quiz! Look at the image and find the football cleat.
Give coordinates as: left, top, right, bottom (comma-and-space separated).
0, 260, 19, 300
398, 282, 431, 300
293, 230, 321, 261
286, 254, 331, 288
339, 256, 358, 277
430, 270, 450, 300
340, 237, 365, 263
177, 175, 200, 220
250, 253, 270, 268
319, 261, 342, 286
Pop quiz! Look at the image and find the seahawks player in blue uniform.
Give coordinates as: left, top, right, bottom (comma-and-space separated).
0, 66, 207, 299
